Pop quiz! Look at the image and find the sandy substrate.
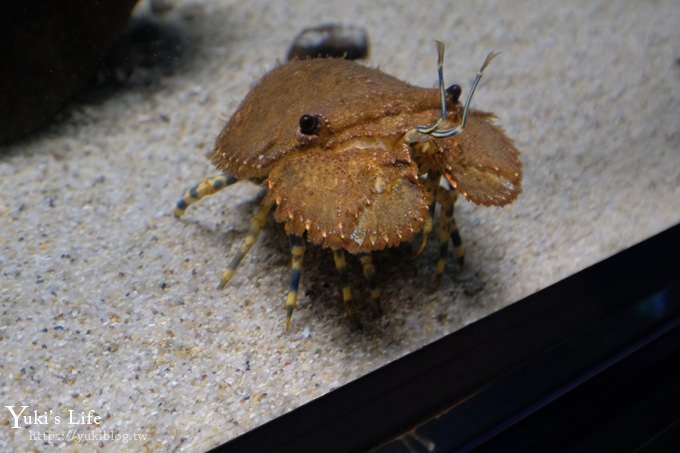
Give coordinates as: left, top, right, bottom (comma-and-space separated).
1, 0, 679, 451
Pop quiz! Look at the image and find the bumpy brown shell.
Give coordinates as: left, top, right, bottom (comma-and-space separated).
210, 58, 439, 179
210, 57, 521, 253
437, 111, 521, 206
265, 138, 430, 253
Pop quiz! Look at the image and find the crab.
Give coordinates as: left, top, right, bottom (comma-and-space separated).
174, 42, 521, 329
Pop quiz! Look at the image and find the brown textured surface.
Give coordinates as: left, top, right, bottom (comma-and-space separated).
210, 58, 438, 178
211, 57, 520, 255
267, 140, 429, 253
439, 110, 522, 206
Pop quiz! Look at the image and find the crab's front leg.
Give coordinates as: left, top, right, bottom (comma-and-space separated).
175, 174, 274, 292
217, 199, 273, 289
417, 171, 442, 255
174, 173, 238, 217
448, 194, 465, 268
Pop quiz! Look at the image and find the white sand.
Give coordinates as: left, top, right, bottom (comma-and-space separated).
1, 0, 679, 450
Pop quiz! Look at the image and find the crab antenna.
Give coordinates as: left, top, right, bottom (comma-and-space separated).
416, 40, 448, 135
429, 51, 500, 139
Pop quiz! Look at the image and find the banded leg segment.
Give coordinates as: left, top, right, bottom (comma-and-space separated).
418, 172, 441, 255
443, 189, 464, 262
217, 199, 273, 289
359, 253, 381, 308
286, 235, 305, 330
332, 249, 354, 317
450, 213, 465, 267
174, 173, 238, 217
434, 196, 453, 286
434, 189, 464, 285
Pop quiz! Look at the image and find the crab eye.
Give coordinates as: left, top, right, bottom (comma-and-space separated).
298, 114, 321, 135
446, 84, 462, 104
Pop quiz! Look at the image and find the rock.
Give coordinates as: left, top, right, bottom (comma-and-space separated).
286, 24, 369, 61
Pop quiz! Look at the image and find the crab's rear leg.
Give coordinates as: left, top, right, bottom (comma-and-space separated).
332, 249, 354, 319
286, 235, 305, 330
433, 188, 465, 286
442, 188, 465, 267
450, 216, 465, 268
434, 194, 453, 287
359, 253, 381, 313
417, 172, 441, 255
332, 249, 383, 321
217, 199, 273, 289
174, 173, 238, 217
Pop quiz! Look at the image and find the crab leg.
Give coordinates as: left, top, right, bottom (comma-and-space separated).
434, 194, 453, 286
217, 199, 273, 289
433, 188, 464, 286
285, 235, 305, 330
332, 249, 354, 317
174, 173, 238, 217
417, 172, 441, 255
442, 188, 464, 267
359, 253, 381, 308
450, 217, 465, 267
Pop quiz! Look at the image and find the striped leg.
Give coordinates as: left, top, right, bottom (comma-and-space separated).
418, 202, 435, 255
434, 189, 464, 285
359, 253, 381, 312
443, 189, 464, 265
285, 235, 305, 330
450, 206, 465, 267
174, 173, 238, 217
217, 199, 273, 289
434, 197, 453, 287
332, 249, 354, 318
418, 172, 441, 255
